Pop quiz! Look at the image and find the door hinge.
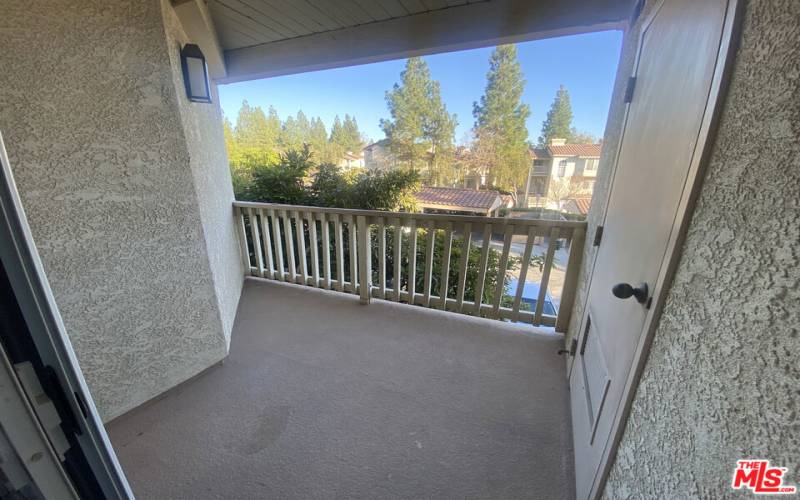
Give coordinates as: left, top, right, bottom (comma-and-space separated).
624, 77, 637, 103
593, 225, 604, 246
558, 338, 578, 357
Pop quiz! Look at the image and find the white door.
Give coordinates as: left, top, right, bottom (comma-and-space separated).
569, 0, 734, 498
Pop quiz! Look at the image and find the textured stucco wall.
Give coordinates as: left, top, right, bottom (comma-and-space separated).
161, 0, 244, 344
597, 0, 800, 497
0, 0, 241, 420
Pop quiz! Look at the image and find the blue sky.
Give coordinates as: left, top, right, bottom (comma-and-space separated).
218, 30, 623, 144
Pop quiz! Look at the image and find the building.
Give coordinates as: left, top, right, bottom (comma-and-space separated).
525, 138, 602, 213
413, 186, 506, 215
363, 139, 393, 171
337, 150, 365, 170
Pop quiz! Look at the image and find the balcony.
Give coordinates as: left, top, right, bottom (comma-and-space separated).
107, 278, 574, 499
105, 202, 584, 499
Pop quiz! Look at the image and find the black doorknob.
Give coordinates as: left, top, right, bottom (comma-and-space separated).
612, 282, 649, 304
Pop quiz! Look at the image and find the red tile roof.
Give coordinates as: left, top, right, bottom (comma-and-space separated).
569, 197, 593, 215
529, 143, 602, 158
547, 143, 602, 157
415, 186, 502, 211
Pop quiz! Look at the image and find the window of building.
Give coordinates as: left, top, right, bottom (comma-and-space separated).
585, 159, 598, 171
557, 160, 567, 177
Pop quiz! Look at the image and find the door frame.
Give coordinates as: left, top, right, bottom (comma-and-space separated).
0, 131, 134, 499
569, 0, 743, 497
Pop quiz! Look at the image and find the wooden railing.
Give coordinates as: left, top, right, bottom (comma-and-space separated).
233, 201, 586, 332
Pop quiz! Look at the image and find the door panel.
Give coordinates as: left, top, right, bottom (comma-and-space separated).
569, 0, 731, 498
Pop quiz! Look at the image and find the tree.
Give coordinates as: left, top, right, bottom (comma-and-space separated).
235, 100, 275, 150
381, 57, 457, 183
310, 164, 419, 211
341, 114, 364, 152
280, 110, 311, 151
264, 106, 282, 147
329, 114, 363, 154
569, 130, 598, 144
546, 176, 582, 215
423, 79, 457, 186
538, 85, 574, 146
472, 45, 531, 192
240, 146, 314, 205
308, 117, 338, 164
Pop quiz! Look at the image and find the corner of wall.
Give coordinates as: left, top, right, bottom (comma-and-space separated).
160, 0, 245, 348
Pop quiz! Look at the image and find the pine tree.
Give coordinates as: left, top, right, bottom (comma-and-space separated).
424, 79, 457, 185
341, 114, 363, 153
280, 110, 312, 151
308, 117, 336, 163
264, 106, 282, 148
223, 115, 237, 156
327, 115, 346, 163
472, 44, 530, 192
381, 57, 456, 183
235, 100, 272, 150
329, 115, 344, 146
538, 85, 574, 146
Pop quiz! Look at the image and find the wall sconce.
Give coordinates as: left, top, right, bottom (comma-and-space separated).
180, 44, 211, 103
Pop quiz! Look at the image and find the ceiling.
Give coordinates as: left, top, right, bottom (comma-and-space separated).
208, 0, 482, 51
187, 0, 634, 83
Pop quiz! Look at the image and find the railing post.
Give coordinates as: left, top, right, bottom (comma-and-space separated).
236, 206, 252, 276
357, 215, 371, 304
555, 226, 586, 333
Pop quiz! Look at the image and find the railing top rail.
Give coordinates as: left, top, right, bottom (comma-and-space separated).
233, 200, 588, 229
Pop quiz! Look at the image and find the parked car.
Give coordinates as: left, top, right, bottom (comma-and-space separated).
506, 279, 557, 320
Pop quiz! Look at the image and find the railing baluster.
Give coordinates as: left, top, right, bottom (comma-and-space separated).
377, 217, 386, 299
334, 214, 344, 292
270, 208, 284, 282
555, 226, 585, 332
455, 223, 472, 313
248, 208, 265, 277
357, 215, 371, 304
472, 224, 493, 316
408, 219, 418, 305
259, 208, 275, 279
491, 225, 514, 319
512, 227, 537, 322
309, 213, 320, 287
534, 227, 560, 326
321, 213, 331, 289
282, 210, 297, 284
422, 221, 436, 307
294, 211, 308, 285
439, 223, 453, 310
393, 218, 402, 302
237, 207, 252, 276
348, 216, 358, 294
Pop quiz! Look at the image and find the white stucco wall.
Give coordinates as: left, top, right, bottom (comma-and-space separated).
161, 0, 244, 346
0, 0, 243, 420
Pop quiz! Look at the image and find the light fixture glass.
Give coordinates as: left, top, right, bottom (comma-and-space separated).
180, 44, 211, 103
